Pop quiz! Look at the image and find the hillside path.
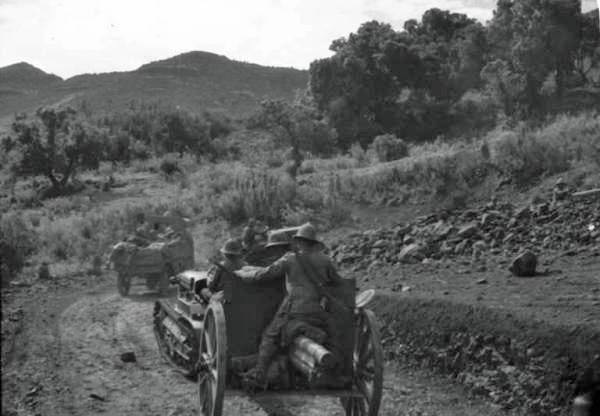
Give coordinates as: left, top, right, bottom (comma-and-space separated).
2, 281, 518, 416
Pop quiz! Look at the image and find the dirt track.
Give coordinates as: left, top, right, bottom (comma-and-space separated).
2, 280, 518, 416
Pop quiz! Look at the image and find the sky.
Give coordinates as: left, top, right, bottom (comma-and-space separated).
0, 0, 598, 79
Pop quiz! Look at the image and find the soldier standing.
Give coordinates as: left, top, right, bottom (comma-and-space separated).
206, 239, 246, 294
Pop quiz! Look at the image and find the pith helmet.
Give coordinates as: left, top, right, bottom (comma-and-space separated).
293, 223, 320, 243
266, 231, 291, 248
220, 239, 243, 256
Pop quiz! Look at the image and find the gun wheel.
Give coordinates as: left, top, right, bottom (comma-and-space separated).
197, 302, 227, 416
341, 308, 383, 416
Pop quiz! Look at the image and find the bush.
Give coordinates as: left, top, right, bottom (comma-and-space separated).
370, 134, 409, 162
159, 157, 181, 177
492, 131, 570, 185
349, 143, 368, 166
0, 213, 37, 277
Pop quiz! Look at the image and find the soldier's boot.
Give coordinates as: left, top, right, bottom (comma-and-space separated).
241, 342, 278, 392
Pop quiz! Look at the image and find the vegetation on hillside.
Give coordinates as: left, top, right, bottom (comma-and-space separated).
1, 1, 599, 283
309, 2, 599, 147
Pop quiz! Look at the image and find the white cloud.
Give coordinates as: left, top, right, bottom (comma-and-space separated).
8, 0, 584, 78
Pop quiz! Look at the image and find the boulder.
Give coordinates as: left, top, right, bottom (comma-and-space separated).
38, 263, 51, 280
398, 243, 426, 263
509, 250, 537, 277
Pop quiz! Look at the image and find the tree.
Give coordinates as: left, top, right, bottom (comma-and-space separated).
248, 97, 336, 177
575, 10, 600, 84
4, 107, 101, 194
487, 0, 582, 114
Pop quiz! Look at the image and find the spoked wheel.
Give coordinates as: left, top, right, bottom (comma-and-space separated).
117, 271, 131, 296
197, 302, 227, 416
341, 309, 383, 416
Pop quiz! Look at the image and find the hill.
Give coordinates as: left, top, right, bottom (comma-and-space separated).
0, 62, 63, 91
0, 51, 308, 121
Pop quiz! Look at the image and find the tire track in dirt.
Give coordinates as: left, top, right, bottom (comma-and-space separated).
59, 292, 268, 416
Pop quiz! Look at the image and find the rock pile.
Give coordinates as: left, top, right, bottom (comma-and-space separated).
331, 191, 600, 270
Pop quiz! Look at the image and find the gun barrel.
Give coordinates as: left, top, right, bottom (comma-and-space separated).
288, 336, 335, 376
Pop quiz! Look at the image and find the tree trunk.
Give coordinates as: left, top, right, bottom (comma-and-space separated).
47, 172, 61, 191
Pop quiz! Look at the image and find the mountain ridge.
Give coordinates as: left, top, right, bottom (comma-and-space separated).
0, 51, 309, 121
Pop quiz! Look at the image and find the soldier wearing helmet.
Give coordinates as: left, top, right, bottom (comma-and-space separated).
235, 223, 344, 390
206, 239, 246, 294
260, 231, 292, 265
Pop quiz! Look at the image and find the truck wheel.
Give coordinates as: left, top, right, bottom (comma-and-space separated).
117, 272, 131, 296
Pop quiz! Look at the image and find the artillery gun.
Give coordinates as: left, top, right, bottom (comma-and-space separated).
153, 227, 383, 416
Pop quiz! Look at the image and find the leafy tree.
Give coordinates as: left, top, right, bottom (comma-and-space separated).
248, 97, 336, 177
4, 107, 101, 193
575, 10, 600, 84
487, 0, 582, 114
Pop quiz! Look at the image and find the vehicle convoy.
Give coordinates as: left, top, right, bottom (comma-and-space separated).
153, 226, 383, 416
109, 213, 194, 296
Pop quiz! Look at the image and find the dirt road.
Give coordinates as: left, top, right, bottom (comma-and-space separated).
2, 281, 518, 416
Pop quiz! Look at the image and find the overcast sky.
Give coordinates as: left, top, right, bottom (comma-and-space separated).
0, 0, 598, 78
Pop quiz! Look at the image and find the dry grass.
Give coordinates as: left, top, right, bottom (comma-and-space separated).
299, 111, 599, 209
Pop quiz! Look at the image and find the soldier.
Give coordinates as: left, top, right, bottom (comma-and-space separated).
206, 239, 246, 294
127, 213, 156, 246
263, 231, 292, 264
234, 223, 344, 390
241, 218, 257, 251
247, 231, 291, 266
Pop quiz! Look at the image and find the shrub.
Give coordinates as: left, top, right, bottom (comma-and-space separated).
159, 157, 181, 177
0, 212, 37, 276
370, 134, 409, 162
492, 131, 570, 185
349, 143, 368, 166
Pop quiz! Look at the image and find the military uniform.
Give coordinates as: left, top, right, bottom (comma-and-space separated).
207, 239, 246, 293
237, 224, 343, 386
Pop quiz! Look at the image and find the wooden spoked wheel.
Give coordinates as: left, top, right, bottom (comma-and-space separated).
197, 302, 227, 416
117, 271, 131, 296
342, 309, 383, 416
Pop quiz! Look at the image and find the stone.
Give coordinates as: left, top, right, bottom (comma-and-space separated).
509, 250, 537, 277
432, 221, 454, 239
38, 263, 51, 280
472, 240, 488, 258
372, 239, 387, 249
398, 243, 426, 263
514, 206, 531, 220
120, 351, 137, 363
458, 222, 479, 239
402, 234, 415, 245
454, 240, 469, 255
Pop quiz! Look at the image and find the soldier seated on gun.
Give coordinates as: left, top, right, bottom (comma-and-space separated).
202, 239, 246, 301
234, 223, 344, 390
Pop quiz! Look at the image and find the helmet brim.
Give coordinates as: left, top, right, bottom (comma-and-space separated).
265, 242, 290, 248
293, 235, 320, 244
220, 248, 242, 256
